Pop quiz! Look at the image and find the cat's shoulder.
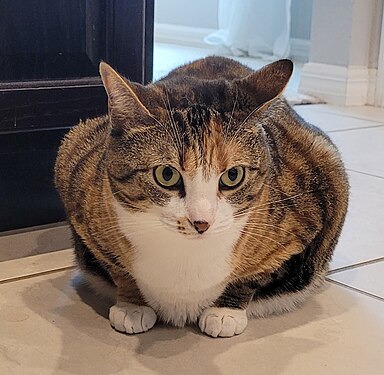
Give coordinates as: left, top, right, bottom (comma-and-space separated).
57, 115, 110, 161
66, 115, 109, 142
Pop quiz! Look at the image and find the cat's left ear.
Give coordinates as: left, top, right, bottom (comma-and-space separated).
99, 62, 152, 132
234, 59, 293, 110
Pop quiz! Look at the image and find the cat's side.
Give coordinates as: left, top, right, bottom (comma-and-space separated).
55, 57, 349, 338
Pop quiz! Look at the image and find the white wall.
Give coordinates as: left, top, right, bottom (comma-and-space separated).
291, 0, 313, 40
155, 0, 219, 29
309, 0, 383, 68
300, 0, 384, 106
155, 0, 313, 40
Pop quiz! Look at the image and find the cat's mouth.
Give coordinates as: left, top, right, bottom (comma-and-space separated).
158, 216, 207, 238
160, 217, 232, 239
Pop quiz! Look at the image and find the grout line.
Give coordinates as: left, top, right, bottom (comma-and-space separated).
326, 278, 384, 302
328, 257, 384, 275
303, 106, 384, 124
346, 169, 384, 180
327, 124, 384, 134
0, 266, 75, 285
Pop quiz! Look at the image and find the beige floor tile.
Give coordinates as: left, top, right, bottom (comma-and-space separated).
294, 106, 382, 133
328, 126, 384, 178
328, 260, 384, 300
0, 270, 383, 375
304, 104, 384, 123
330, 171, 384, 270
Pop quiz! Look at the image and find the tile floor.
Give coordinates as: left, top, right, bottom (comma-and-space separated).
1, 47, 384, 374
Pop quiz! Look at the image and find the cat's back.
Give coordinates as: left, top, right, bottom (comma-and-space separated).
159, 56, 253, 82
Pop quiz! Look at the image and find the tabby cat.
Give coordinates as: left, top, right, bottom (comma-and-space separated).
55, 57, 349, 338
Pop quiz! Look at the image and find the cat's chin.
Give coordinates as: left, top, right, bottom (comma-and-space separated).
168, 228, 208, 240
160, 218, 233, 240
180, 233, 208, 240
163, 223, 225, 240
160, 220, 208, 239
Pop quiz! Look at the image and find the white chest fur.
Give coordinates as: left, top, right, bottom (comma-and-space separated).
114, 200, 244, 326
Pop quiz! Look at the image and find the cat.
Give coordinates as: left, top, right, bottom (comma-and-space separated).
55, 56, 349, 338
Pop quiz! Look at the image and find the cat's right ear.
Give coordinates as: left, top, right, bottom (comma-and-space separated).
234, 59, 293, 111
99, 62, 152, 133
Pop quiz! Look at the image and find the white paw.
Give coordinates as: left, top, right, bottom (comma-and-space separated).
109, 302, 157, 334
199, 307, 248, 338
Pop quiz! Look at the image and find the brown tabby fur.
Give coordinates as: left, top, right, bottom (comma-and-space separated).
55, 56, 349, 329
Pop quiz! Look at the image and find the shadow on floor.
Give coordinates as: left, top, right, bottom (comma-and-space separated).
20, 270, 356, 375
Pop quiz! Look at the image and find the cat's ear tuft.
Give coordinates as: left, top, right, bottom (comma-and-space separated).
99, 62, 151, 132
235, 59, 293, 110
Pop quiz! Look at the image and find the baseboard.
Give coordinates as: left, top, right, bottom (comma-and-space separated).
0, 224, 72, 262
367, 69, 378, 106
299, 62, 377, 106
155, 23, 310, 62
290, 38, 310, 62
154, 23, 216, 49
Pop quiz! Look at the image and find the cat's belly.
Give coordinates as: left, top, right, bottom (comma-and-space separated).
136, 277, 226, 327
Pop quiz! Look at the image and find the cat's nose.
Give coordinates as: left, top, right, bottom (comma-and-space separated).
193, 220, 210, 234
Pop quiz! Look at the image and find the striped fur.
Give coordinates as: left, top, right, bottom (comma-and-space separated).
55, 57, 349, 337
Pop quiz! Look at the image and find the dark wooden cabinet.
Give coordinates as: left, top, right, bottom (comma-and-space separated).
0, 0, 154, 231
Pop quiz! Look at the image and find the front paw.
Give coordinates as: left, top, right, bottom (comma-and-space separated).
109, 302, 157, 334
199, 307, 248, 338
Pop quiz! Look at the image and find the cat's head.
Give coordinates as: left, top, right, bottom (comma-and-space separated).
99, 58, 292, 239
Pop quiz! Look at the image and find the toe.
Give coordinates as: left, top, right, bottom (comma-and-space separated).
141, 307, 157, 331
218, 315, 236, 337
109, 303, 157, 334
109, 305, 126, 332
129, 308, 144, 333
199, 307, 248, 338
205, 314, 221, 338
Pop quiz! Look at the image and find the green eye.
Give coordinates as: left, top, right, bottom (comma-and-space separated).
220, 166, 245, 189
154, 165, 181, 188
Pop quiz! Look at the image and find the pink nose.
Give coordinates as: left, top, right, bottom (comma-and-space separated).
193, 221, 210, 234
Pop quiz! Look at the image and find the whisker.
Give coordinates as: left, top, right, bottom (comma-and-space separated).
255, 192, 307, 209
229, 103, 263, 142
261, 182, 290, 195
233, 192, 309, 220
243, 222, 300, 239
233, 207, 254, 218
239, 228, 289, 252
228, 89, 239, 128
102, 221, 164, 230
238, 229, 267, 249
223, 89, 239, 144
210, 223, 232, 234
100, 227, 163, 238
162, 86, 184, 152
243, 225, 296, 244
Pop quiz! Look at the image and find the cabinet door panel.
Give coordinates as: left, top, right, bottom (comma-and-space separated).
0, 0, 154, 231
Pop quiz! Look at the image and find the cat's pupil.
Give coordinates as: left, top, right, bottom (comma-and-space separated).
228, 168, 238, 181
162, 167, 173, 181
